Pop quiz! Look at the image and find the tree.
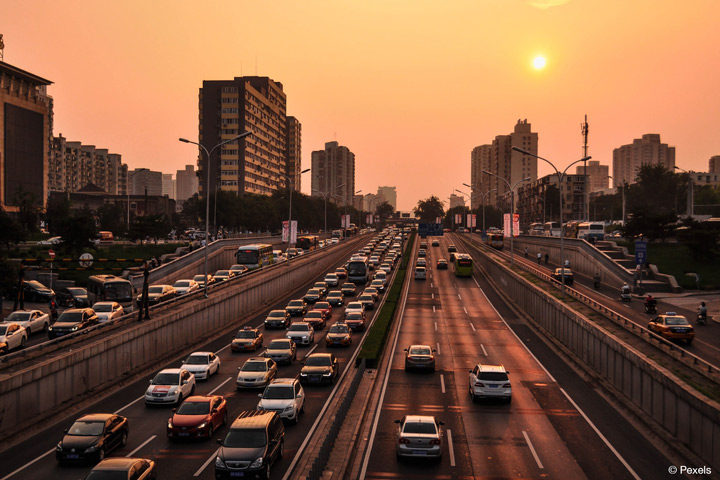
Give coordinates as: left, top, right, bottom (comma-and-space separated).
45, 195, 72, 235
375, 201, 394, 224
55, 207, 98, 254
96, 202, 125, 234
676, 218, 720, 261
0, 206, 26, 249
414, 196, 445, 222
12, 187, 41, 234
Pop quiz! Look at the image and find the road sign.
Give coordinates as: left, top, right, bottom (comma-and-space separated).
48, 249, 55, 259
635, 240, 647, 265
418, 223, 444, 237
79, 252, 94, 268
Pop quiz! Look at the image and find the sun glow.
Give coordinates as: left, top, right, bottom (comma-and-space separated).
533, 55, 547, 70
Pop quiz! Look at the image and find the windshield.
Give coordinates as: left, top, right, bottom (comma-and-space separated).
478, 372, 509, 381
288, 301, 303, 307
263, 386, 294, 400
6, 312, 30, 322
346, 312, 363, 320
215, 271, 230, 276
328, 292, 342, 297
68, 421, 104, 436
242, 362, 267, 372
329, 325, 349, 333
409, 347, 431, 355
185, 355, 209, 365
403, 422, 437, 435
176, 401, 210, 415
193, 275, 206, 282
93, 304, 112, 312
26, 280, 46, 289
305, 311, 322, 318
666, 316, 689, 326
359, 295, 372, 301
315, 302, 330, 309
0, 326, 8, 335
104, 282, 133, 301
235, 331, 256, 339
236, 250, 260, 264
152, 373, 179, 385
148, 286, 165, 294
68, 288, 86, 295
306, 289, 320, 296
174, 281, 191, 287
288, 324, 309, 332
268, 311, 285, 318
268, 340, 291, 349
305, 356, 332, 366
57, 312, 84, 323
223, 429, 266, 448
347, 262, 367, 276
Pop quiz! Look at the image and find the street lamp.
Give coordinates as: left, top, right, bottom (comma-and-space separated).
346, 189, 362, 230
608, 175, 626, 225
482, 172, 530, 266
463, 183, 496, 237
127, 168, 148, 232
353, 190, 362, 228
179, 131, 252, 297
283, 168, 310, 264
674, 166, 694, 217
315, 184, 345, 235
512, 146, 590, 298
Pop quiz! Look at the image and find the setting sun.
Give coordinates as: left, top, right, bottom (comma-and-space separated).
533, 55, 547, 70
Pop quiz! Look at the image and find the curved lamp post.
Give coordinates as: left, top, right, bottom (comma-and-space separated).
127, 168, 148, 232
481, 171, 530, 266
282, 168, 311, 264
462, 183, 496, 237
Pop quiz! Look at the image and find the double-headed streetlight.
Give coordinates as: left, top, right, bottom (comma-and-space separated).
283, 168, 311, 264
179, 131, 252, 298
345, 189, 362, 229
462, 183, 496, 237
454, 189, 476, 231
127, 168, 148, 231
512, 146, 591, 298
482, 171, 530, 266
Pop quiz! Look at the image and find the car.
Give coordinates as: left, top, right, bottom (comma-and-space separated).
214, 410, 284, 479
432, 240, 440, 247
325, 323, 352, 347
404, 345, 436, 372
231, 326, 264, 352
469, 364, 512, 403
0, 322, 27, 354
324, 273, 339, 287
344, 311, 366, 332
264, 309, 291, 329
364, 287, 379, 301
327, 290, 345, 306
229, 264, 250, 276
648, 313, 695, 344
358, 293, 375, 310
236, 357, 278, 389
374, 270, 388, 283
286, 299, 308, 317
22, 280, 55, 303
420, 241, 428, 249
436, 258, 448, 269
395, 415, 444, 461
38, 236, 62, 245
84, 458, 156, 479
92, 302, 124, 322
414, 266, 427, 280
370, 279, 386, 293
257, 378, 305, 424
286, 247, 299, 258
296, 248, 305, 256
56, 287, 90, 307
182, 352, 221, 380
312, 281, 329, 297
3, 309, 49, 335
286, 322, 315, 345
56, 413, 129, 463
418, 249, 427, 258
173, 279, 200, 295
145, 368, 196, 405
551, 268, 574, 286
304, 310, 327, 330
264, 338, 297, 365
341, 282, 357, 297
136, 284, 177, 305
48, 308, 99, 339
300, 353, 339, 385
303, 288, 323, 304
167, 394, 227, 440
335, 267, 347, 279
313, 301, 333, 319
447, 244, 457, 253
213, 270, 235, 282
345, 301, 365, 317
416, 258, 427, 267
192, 274, 216, 289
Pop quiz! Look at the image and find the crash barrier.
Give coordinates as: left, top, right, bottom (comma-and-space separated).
0, 236, 368, 444
460, 235, 720, 470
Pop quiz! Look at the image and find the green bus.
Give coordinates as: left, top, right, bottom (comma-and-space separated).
235, 244, 274, 269
454, 253, 473, 277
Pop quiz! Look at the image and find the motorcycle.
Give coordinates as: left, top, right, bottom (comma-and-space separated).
697, 311, 707, 325
620, 286, 632, 302
644, 300, 657, 314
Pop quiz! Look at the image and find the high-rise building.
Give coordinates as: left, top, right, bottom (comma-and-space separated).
576, 160, 609, 193
162, 173, 176, 199
311, 141, 355, 207
470, 145, 491, 210
363, 193, 382, 213
612, 134, 675, 187
709, 155, 720, 174
131, 169, 162, 196
1, 61, 53, 212
449, 194, 465, 210
286, 116, 302, 191
49, 135, 126, 194
377, 186, 397, 211
199, 76, 299, 198
176, 164, 199, 205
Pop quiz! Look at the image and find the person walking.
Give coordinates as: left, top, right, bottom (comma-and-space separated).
544, 253, 549, 264
524, 247, 529, 258
537, 252, 542, 264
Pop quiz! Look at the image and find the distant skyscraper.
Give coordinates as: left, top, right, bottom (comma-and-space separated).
311, 141, 355, 206
576, 160, 609, 193
470, 145, 491, 210
50, 135, 126, 195
286, 116, 302, 191
709, 155, 720, 174
612, 134, 675, 186
176, 165, 199, 204
162, 174, 175, 199
131, 169, 162, 196
377, 186, 397, 211
449, 194, 465, 210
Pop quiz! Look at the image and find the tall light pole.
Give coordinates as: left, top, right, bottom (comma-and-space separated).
512, 146, 591, 298
353, 190, 362, 229
482, 172, 530, 266
283, 168, 310, 263
315, 184, 345, 235
674, 166, 694, 217
463, 183, 496, 237
179, 131, 252, 297
346, 189, 362, 230
127, 168, 148, 232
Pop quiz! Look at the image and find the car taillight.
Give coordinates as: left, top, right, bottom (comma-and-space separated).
475, 382, 485, 387
429, 439, 441, 445
399, 438, 410, 444
503, 383, 511, 388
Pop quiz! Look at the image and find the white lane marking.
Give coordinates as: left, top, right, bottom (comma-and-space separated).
255, 323, 264, 329
481, 344, 488, 356
463, 307, 468, 315
447, 429, 456, 467
431, 283, 434, 288
433, 305, 436, 313
440, 374, 446, 393
434, 322, 438, 331
522, 431, 544, 469
214, 343, 231, 355
126, 435, 156, 457
194, 448, 220, 477
458, 294, 462, 300
470, 322, 476, 332
115, 396, 143, 414
0, 449, 54, 480
303, 343, 318, 359
436, 343, 441, 355
432, 293, 434, 299
560, 388, 641, 479
473, 277, 480, 288
209, 376, 233, 395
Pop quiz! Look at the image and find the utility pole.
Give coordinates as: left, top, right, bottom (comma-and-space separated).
581, 115, 589, 221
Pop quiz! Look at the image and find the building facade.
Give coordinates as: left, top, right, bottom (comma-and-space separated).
311, 141, 355, 207
131, 168, 162, 196
286, 116, 302, 191
377, 186, 397, 211
176, 164, 199, 205
49, 134, 127, 195
162, 173, 176, 199
612, 134, 675, 187
576, 160, 609, 193
709, 155, 720, 174
470, 144, 491, 210
0, 61, 53, 212
449, 193, 465, 210
517, 173, 587, 230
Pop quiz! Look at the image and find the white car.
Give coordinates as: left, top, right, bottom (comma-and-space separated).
145, 368, 196, 405
395, 415, 444, 461
182, 351, 221, 381
236, 357, 278, 389
374, 271, 388, 283
173, 279, 200, 295
414, 266, 427, 280
469, 364, 512, 403
286, 322, 315, 346
38, 236, 62, 245
92, 302, 124, 322
4, 309, 50, 335
0, 322, 28, 354
345, 301, 365, 318
323, 273, 339, 287
257, 378, 305, 424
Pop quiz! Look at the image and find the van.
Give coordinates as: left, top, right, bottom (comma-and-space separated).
215, 411, 284, 478
96, 231, 114, 245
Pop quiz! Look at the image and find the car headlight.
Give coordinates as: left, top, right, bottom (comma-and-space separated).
56, 442, 62, 451
215, 456, 226, 468
249, 457, 263, 469
283, 405, 294, 412
198, 422, 207, 429
48, 327, 53, 331
323, 372, 332, 377
169, 386, 178, 394
302, 335, 308, 339
167, 419, 173, 428
70, 326, 78, 331
300, 372, 308, 376
84, 444, 99, 453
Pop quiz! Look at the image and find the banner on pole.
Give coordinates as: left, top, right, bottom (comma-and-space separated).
290, 220, 297, 244
282, 221, 289, 242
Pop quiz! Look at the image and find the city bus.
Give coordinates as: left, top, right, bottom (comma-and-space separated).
346, 257, 369, 285
87, 275, 135, 311
543, 222, 561, 237
577, 222, 605, 242
454, 253, 473, 277
529, 223, 545, 236
235, 244, 274, 269
296, 235, 319, 252
485, 232, 504, 249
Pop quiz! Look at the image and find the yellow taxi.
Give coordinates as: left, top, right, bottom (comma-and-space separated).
647, 312, 694, 344
230, 326, 264, 352
325, 323, 352, 347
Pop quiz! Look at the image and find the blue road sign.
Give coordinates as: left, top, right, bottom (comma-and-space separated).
418, 223, 444, 237
635, 240, 647, 265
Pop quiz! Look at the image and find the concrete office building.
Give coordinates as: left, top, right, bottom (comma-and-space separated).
576, 160, 609, 193
176, 164, 199, 205
470, 144, 492, 210
377, 186, 397, 211
0, 60, 53, 213
162, 173, 176, 199
708, 155, 720, 174
449, 193, 465, 210
50, 134, 127, 195
311, 141, 355, 207
517, 173, 587, 228
131, 168, 162, 196
612, 134, 675, 187
286, 116, 302, 191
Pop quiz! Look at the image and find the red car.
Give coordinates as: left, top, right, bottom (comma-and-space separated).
313, 301, 333, 319
167, 395, 227, 440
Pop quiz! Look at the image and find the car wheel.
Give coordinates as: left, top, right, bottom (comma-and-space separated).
121, 431, 128, 446
293, 412, 299, 425
469, 386, 476, 402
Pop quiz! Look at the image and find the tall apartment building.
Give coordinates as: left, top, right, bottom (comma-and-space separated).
49, 135, 127, 195
176, 164, 199, 204
470, 145, 491, 210
131, 169, 162, 196
286, 116, 302, 191
517, 173, 587, 228
311, 141, 355, 206
1, 60, 53, 212
377, 186, 397, 211
575, 160, 609, 193
612, 134, 675, 186
198, 76, 300, 198
449, 193, 465, 210
162, 173, 176, 199
709, 155, 720, 174
363, 193, 382, 214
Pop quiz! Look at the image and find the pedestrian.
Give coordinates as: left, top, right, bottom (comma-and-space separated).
524, 247, 528, 258
564, 259, 570, 268
544, 253, 549, 264
537, 252, 542, 264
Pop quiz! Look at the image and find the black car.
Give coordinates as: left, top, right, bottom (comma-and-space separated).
436, 259, 449, 270
136, 285, 177, 306
303, 288, 322, 304
264, 310, 292, 329
358, 294, 375, 311
85, 458, 156, 480
285, 299, 308, 317
300, 353, 339, 385
340, 283, 357, 297
48, 308, 100, 339
57, 287, 90, 307
215, 411, 284, 479
56, 413, 129, 463
22, 280, 55, 303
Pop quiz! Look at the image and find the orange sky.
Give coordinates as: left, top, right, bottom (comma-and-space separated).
3, 0, 719, 211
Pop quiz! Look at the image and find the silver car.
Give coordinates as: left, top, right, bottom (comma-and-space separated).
3, 309, 50, 335
264, 338, 297, 365
395, 415, 444, 461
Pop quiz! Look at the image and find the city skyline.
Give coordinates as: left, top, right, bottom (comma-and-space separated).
3, 0, 719, 210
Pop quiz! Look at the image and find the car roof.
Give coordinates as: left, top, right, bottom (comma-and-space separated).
183, 395, 219, 403
77, 413, 115, 422
91, 458, 147, 470
229, 410, 276, 429
157, 368, 183, 374
269, 378, 297, 386
307, 352, 333, 359
409, 344, 432, 349
403, 415, 438, 424
188, 351, 213, 356
476, 364, 506, 372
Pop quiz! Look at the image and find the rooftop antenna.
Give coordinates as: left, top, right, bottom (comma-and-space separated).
581, 114, 589, 220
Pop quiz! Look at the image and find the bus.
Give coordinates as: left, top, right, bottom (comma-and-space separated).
235, 244, 274, 269
485, 232, 504, 249
296, 235, 319, 252
543, 222, 561, 237
87, 275, 135, 311
577, 222, 605, 242
454, 253, 473, 277
529, 223, 545, 236
346, 257, 369, 285
563, 221, 582, 238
